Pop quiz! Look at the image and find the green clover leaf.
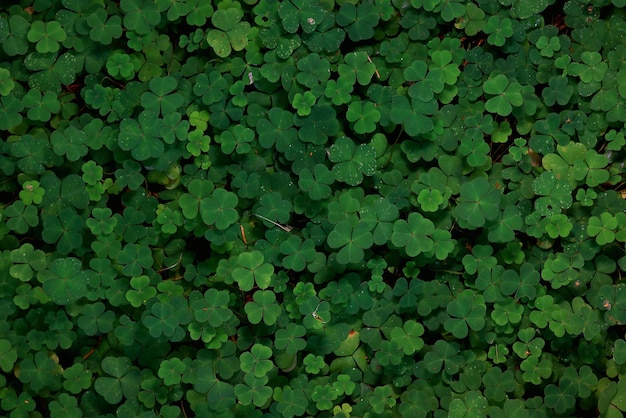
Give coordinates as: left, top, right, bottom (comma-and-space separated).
346, 100, 381, 134
189, 288, 233, 327
298, 164, 335, 201
482, 368, 516, 403
483, 16, 513, 46
125, 275, 157, 308
274, 323, 307, 355
140, 76, 185, 116
116, 243, 154, 277
142, 302, 184, 338
235, 373, 273, 407
391, 212, 435, 257
94, 356, 141, 404
77, 302, 116, 336
588, 212, 618, 245
27, 21, 66, 53
280, 236, 318, 272
240, 343, 274, 378
158, 358, 186, 386
0, 14, 30, 56
338, 51, 376, 86
118, 111, 164, 161
328, 137, 377, 186
483, 74, 523, 116
444, 289, 487, 338
17, 351, 62, 392
454, 177, 502, 229
199, 188, 239, 230
22, 89, 60, 122
41, 207, 83, 255
0, 68, 15, 96
233, 251, 274, 291
390, 320, 425, 355
41, 257, 88, 305
206, 8, 251, 57
389, 95, 436, 136
62, 364, 92, 394
244, 290, 282, 326
327, 220, 374, 265
292, 91, 316, 116
336, 3, 379, 42
120, 0, 161, 35
87, 8, 123, 45
19, 180, 45, 206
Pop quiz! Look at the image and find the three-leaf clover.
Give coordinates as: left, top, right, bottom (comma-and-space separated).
327, 220, 374, 265
240, 344, 274, 378
391, 213, 435, 257
483, 74, 523, 116
27, 21, 66, 53
244, 290, 282, 326
328, 137, 377, 186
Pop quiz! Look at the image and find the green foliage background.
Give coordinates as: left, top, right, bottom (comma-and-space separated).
1, 0, 626, 416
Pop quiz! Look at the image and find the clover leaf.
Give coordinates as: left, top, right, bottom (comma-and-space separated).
77, 302, 115, 336
483, 368, 516, 403
336, 3, 379, 42
298, 164, 335, 201
142, 301, 186, 339
390, 320, 425, 355
588, 212, 618, 245
328, 137, 377, 186
118, 111, 164, 161
445, 289, 487, 338
94, 356, 141, 404
41, 258, 88, 305
16, 351, 61, 392
115, 243, 153, 278
244, 290, 282, 326
327, 220, 374, 265
454, 177, 501, 229
199, 188, 239, 230
292, 91, 316, 116
338, 51, 376, 86
391, 212, 435, 257
240, 343, 274, 378
278, 0, 325, 34
346, 100, 381, 134
27, 20, 66, 53
206, 8, 251, 57
235, 373, 273, 407
280, 236, 318, 272
389, 95, 436, 136
22, 89, 60, 122
483, 16, 513, 46
140, 76, 184, 116
87, 8, 123, 45
233, 251, 274, 291
274, 323, 307, 355
483, 74, 523, 116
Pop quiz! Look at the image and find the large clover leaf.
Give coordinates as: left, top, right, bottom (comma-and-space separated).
444, 289, 487, 338
206, 8, 251, 57
328, 137, 377, 186
483, 74, 523, 116
118, 111, 164, 161
199, 188, 239, 230
41, 258, 89, 305
94, 356, 141, 405
327, 220, 374, 265
454, 177, 502, 229
391, 213, 435, 257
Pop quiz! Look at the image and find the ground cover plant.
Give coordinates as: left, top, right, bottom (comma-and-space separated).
1, 0, 626, 416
